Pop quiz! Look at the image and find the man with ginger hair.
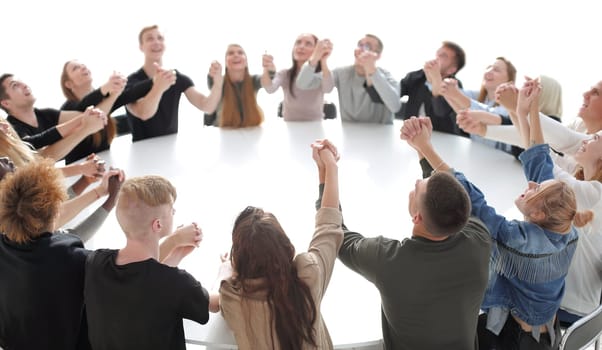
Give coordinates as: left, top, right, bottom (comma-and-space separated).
84, 175, 223, 349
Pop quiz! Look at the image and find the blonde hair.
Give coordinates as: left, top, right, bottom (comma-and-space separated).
0, 158, 67, 243
528, 180, 593, 232
116, 175, 177, 237
0, 118, 37, 167
538, 75, 563, 119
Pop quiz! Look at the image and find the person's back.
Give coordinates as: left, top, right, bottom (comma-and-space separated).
84, 175, 215, 350
340, 218, 490, 349
84, 249, 209, 350
0, 233, 89, 350
0, 159, 90, 350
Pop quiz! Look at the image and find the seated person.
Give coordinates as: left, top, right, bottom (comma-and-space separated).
0, 73, 107, 161
262, 34, 334, 121
402, 106, 591, 348
0, 158, 123, 349
336, 140, 491, 348
398, 40, 467, 136
59, 60, 153, 162
84, 175, 223, 349
219, 139, 342, 349
205, 44, 265, 128
297, 34, 401, 124
125, 25, 222, 141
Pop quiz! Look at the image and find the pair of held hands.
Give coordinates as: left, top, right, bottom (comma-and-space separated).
167, 139, 340, 267
453, 77, 542, 135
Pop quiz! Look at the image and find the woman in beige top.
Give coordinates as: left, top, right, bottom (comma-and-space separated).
219, 140, 343, 350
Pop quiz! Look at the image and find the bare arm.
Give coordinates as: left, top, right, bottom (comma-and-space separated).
260, 53, 276, 89
126, 64, 176, 120
184, 61, 223, 114
160, 223, 202, 267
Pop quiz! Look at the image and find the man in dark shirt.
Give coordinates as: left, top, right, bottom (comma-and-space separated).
398, 41, 468, 136
336, 126, 491, 349
84, 175, 225, 350
125, 25, 223, 141
0, 73, 106, 160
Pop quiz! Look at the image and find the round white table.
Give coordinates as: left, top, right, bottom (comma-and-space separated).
78, 117, 526, 349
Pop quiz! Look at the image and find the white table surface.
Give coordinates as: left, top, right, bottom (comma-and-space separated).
78, 117, 526, 349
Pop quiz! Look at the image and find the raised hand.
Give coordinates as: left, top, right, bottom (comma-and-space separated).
456, 110, 486, 136
262, 53, 275, 72
82, 106, 107, 134
80, 153, 106, 179
495, 82, 518, 112
152, 62, 177, 93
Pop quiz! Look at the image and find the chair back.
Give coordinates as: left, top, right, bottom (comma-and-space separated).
559, 304, 602, 350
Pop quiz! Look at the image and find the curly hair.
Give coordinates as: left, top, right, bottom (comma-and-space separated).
0, 158, 67, 243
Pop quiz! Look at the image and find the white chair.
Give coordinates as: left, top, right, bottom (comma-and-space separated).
559, 304, 602, 350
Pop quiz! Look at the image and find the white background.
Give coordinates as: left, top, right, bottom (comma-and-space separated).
0, 0, 597, 124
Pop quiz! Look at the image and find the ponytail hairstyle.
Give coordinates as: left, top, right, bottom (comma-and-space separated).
527, 180, 593, 232
230, 206, 317, 350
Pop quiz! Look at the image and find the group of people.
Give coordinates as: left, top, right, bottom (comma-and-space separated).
0, 24, 601, 350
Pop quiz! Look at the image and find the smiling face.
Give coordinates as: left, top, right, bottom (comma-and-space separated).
482, 59, 511, 91
579, 81, 602, 124
292, 33, 316, 64
575, 131, 602, 168
0, 76, 36, 113
225, 44, 248, 72
139, 27, 165, 62
64, 60, 92, 89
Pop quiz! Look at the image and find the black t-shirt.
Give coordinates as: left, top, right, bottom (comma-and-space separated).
125, 68, 193, 142
84, 249, 210, 350
7, 108, 63, 149
0, 232, 90, 349
59, 80, 154, 163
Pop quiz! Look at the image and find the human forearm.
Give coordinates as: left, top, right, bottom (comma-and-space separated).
321, 162, 339, 209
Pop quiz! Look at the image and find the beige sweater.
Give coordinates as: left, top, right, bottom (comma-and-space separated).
219, 207, 343, 350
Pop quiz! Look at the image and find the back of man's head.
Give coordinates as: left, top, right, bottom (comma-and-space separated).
420, 171, 471, 237
116, 175, 177, 238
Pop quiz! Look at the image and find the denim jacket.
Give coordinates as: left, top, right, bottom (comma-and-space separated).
454, 144, 578, 328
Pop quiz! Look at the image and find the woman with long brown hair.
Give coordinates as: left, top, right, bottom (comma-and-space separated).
219, 140, 343, 349
206, 44, 265, 128
60, 59, 153, 163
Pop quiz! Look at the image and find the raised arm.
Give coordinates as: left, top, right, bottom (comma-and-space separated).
126, 63, 176, 120
184, 61, 223, 114
37, 107, 107, 160
159, 223, 202, 267
260, 53, 276, 90
56, 168, 123, 228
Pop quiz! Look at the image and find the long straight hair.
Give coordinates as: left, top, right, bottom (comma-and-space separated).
287, 34, 321, 98
60, 61, 116, 147
230, 206, 317, 350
